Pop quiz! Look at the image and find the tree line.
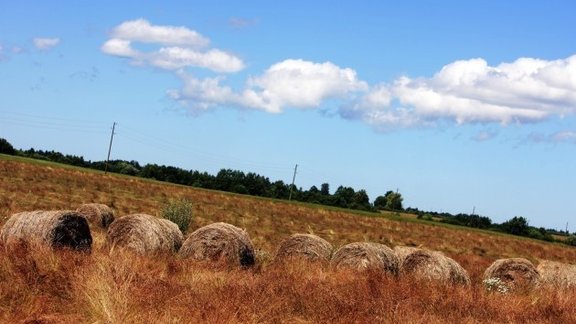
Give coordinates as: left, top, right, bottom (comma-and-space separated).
1, 137, 574, 246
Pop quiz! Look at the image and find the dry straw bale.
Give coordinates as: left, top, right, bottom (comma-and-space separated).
179, 222, 255, 268
0, 210, 92, 251
76, 203, 115, 229
400, 249, 470, 285
484, 258, 540, 290
537, 260, 576, 289
106, 213, 183, 255
331, 242, 399, 274
275, 233, 333, 263
394, 246, 420, 265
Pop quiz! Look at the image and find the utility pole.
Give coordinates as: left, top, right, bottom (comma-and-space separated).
104, 122, 116, 174
472, 206, 476, 215
288, 164, 298, 201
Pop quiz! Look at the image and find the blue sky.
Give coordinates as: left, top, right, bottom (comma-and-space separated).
1, 1, 575, 230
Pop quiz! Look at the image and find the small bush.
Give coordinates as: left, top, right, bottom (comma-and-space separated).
566, 235, 576, 246
160, 198, 193, 234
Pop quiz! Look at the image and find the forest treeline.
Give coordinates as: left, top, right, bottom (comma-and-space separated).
1, 137, 574, 246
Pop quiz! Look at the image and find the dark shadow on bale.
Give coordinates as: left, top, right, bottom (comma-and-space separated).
400, 249, 470, 285
275, 233, 333, 263
331, 242, 398, 275
537, 260, 576, 289
106, 213, 183, 255
179, 222, 255, 268
484, 258, 539, 290
76, 203, 115, 229
0, 210, 92, 251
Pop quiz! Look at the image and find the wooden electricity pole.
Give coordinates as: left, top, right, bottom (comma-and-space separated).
288, 164, 298, 201
104, 122, 116, 174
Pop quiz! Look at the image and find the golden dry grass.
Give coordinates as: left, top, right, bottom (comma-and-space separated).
2, 156, 576, 322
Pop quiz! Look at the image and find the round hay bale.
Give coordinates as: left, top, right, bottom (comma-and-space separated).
106, 214, 183, 255
537, 260, 576, 289
275, 233, 333, 263
394, 246, 420, 265
0, 210, 92, 251
76, 203, 115, 229
179, 222, 255, 268
400, 249, 470, 285
331, 242, 398, 274
484, 258, 540, 290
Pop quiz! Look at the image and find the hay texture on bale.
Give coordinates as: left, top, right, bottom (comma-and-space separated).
537, 260, 576, 289
179, 222, 255, 268
400, 249, 470, 285
484, 258, 540, 290
0, 210, 92, 251
106, 213, 183, 255
394, 246, 420, 265
275, 233, 333, 263
331, 242, 399, 274
76, 203, 115, 229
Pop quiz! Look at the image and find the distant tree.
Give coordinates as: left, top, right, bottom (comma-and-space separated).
374, 195, 387, 210
333, 186, 356, 208
0, 138, 16, 155
352, 189, 371, 210
320, 183, 330, 196
500, 216, 530, 236
383, 190, 403, 211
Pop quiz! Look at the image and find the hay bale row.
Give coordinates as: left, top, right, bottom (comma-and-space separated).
179, 222, 255, 267
483, 258, 540, 290
537, 260, 576, 289
76, 203, 115, 229
0, 210, 92, 251
106, 213, 183, 255
331, 242, 399, 275
275, 233, 333, 263
399, 248, 470, 285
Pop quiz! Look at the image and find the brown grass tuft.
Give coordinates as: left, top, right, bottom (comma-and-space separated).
0, 210, 92, 251
179, 222, 255, 268
331, 242, 398, 274
400, 249, 471, 285
484, 258, 540, 290
106, 213, 183, 255
537, 260, 576, 289
76, 203, 115, 229
274, 233, 333, 263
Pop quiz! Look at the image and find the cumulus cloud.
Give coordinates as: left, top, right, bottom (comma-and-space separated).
33, 37, 60, 50
169, 59, 367, 113
111, 18, 209, 47
102, 19, 576, 136
102, 19, 244, 73
341, 55, 576, 129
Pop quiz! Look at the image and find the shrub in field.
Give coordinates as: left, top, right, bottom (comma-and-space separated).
161, 198, 194, 234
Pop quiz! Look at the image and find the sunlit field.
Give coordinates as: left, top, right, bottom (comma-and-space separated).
1, 156, 575, 323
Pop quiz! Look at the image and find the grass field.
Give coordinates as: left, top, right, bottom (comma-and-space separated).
1, 155, 575, 323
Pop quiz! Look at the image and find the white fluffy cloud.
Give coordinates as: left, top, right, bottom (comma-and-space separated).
33, 38, 60, 50
342, 55, 576, 129
102, 19, 243, 73
111, 18, 209, 48
170, 59, 367, 113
